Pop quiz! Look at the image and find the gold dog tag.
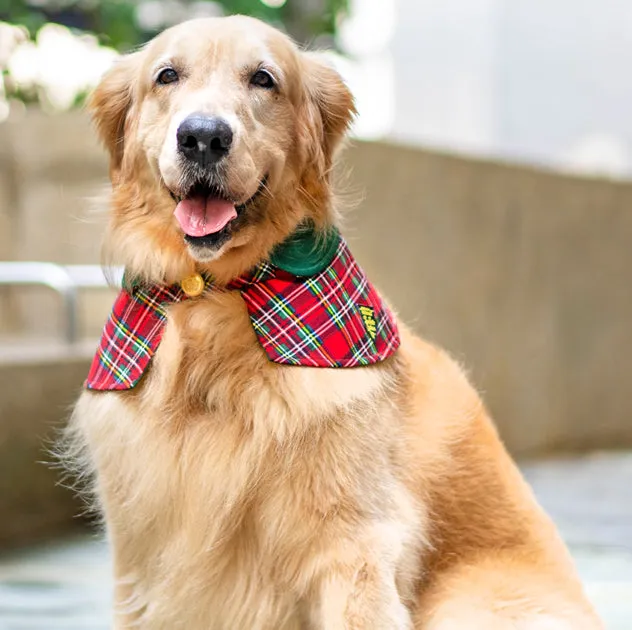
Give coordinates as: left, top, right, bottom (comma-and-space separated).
181, 273, 205, 297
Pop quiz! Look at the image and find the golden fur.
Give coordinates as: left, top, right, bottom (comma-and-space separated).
68, 15, 603, 629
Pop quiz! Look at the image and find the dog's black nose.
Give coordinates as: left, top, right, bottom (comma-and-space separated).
177, 115, 233, 165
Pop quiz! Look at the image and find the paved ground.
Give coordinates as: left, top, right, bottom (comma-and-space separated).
522, 452, 632, 629
0, 451, 630, 629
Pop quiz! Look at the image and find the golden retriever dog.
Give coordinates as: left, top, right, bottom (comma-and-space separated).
68, 15, 603, 630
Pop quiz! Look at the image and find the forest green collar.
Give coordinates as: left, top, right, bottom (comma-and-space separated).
270, 224, 340, 277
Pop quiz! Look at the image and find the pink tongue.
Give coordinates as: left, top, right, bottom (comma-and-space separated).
174, 195, 237, 237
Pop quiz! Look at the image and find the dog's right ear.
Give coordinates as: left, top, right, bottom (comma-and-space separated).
88, 52, 140, 178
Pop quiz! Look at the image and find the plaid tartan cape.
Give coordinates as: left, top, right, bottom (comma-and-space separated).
86, 236, 400, 391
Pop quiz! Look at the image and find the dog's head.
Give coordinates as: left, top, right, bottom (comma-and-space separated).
90, 16, 355, 283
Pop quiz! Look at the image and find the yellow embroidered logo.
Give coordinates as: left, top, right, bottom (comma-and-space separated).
359, 305, 377, 340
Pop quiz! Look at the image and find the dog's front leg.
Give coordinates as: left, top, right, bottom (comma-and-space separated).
305, 558, 413, 630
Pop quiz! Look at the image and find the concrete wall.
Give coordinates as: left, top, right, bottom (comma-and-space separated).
346, 141, 632, 453
1, 109, 631, 457
0, 348, 90, 546
0, 111, 115, 338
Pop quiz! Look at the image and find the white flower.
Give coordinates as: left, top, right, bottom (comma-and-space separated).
7, 23, 118, 111
0, 22, 28, 66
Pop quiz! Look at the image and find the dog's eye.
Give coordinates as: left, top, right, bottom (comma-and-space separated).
250, 69, 275, 89
157, 68, 179, 85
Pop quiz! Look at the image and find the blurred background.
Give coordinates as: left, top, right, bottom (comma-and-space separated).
0, 1, 631, 628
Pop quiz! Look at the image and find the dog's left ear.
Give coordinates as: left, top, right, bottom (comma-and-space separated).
300, 53, 356, 167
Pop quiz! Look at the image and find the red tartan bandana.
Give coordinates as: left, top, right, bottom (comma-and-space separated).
85, 236, 400, 391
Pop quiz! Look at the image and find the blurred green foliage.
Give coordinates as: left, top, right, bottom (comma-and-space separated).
0, 0, 348, 50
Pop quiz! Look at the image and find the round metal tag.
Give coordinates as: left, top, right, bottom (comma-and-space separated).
180, 273, 205, 297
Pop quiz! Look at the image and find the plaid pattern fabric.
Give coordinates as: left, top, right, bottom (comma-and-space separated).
86, 237, 400, 391
237, 240, 400, 368
85, 281, 190, 391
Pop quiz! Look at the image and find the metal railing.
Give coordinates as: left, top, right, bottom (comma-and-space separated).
0, 262, 122, 344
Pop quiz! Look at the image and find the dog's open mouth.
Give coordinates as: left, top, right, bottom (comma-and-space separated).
172, 177, 267, 250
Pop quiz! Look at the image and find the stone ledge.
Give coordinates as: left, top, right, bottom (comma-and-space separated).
0, 347, 93, 547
